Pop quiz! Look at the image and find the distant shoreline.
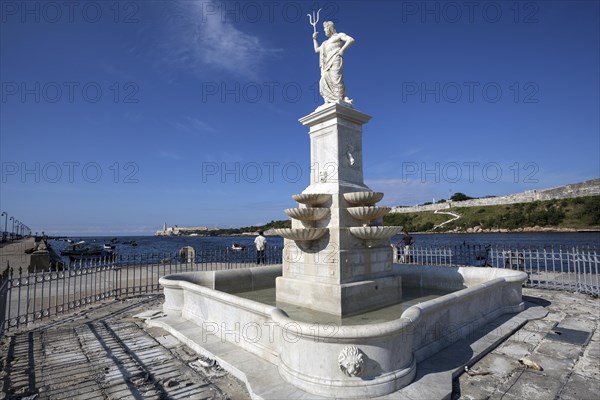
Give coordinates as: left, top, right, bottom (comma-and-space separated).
44, 227, 599, 239
408, 228, 600, 235
153, 227, 600, 238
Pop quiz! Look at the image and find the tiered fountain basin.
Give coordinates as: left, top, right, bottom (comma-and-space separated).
271, 228, 328, 241
346, 206, 391, 222
292, 193, 331, 206
343, 191, 384, 206
274, 191, 405, 316
274, 195, 331, 244
284, 207, 329, 221
158, 265, 528, 398
349, 226, 405, 245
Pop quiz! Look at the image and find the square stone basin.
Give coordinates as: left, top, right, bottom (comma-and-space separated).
159, 264, 527, 398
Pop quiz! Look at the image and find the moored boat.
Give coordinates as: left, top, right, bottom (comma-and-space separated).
61, 242, 106, 258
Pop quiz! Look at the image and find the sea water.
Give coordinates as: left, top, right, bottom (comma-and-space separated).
50, 231, 598, 258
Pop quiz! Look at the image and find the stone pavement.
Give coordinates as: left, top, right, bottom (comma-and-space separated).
0, 288, 598, 400
0, 295, 249, 400
0, 238, 35, 275
456, 288, 599, 400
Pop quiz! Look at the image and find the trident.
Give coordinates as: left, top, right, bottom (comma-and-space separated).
307, 8, 322, 34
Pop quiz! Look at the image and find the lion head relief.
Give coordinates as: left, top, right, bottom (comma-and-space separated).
338, 345, 365, 377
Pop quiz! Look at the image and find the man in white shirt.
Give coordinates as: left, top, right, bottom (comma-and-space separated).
254, 231, 267, 264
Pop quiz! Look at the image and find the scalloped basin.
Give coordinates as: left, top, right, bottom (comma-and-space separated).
272, 228, 328, 241
343, 191, 384, 206
347, 206, 391, 221
292, 193, 331, 206
285, 207, 329, 221
349, 226, 404, 240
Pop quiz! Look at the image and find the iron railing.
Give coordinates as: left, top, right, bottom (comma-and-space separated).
0, 268, 10, 339
0, 246, 282, 337
394, 244, 599, 296
2, 243, 598, 341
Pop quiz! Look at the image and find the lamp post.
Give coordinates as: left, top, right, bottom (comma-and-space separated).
1, 211, 6, 242
15, 220, 20, 239
9, 216, 14, 241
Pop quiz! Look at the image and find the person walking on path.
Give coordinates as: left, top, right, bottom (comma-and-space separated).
254, 231, 267, 265
398, 230, 416, 263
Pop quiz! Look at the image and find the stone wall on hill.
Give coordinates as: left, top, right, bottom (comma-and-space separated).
391, 178, 600, 214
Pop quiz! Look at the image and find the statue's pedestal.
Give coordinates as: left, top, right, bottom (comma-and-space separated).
276, 103, 402, 317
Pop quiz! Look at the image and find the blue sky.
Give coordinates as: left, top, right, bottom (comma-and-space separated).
1, 0, 598, 236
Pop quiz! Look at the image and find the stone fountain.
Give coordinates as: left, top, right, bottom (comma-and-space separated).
148, 15, 531, 399
272, 101, 404, 317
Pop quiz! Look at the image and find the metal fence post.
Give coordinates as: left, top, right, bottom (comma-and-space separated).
0, 265, 10, 341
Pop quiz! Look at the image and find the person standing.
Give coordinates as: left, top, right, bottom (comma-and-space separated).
254, 231, 267, 265
398, 230, 416, 263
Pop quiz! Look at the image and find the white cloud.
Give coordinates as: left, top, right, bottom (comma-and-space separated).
170, 116, 216, 134
166, 3, 281, 78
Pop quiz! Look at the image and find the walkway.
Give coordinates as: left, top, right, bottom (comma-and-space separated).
0, 238, 35, 275
0, 295, 249, 399
433, 209, 461, 230
457, 288, 599, 399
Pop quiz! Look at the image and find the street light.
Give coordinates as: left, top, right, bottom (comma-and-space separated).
9, 216, 14, 241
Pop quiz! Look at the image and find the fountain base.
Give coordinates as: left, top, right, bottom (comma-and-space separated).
275, 274, 402, 316
155, 264, 529, 398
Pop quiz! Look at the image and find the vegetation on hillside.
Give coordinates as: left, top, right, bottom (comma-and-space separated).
384, 196, 600, 232
403, 191, 483, 207
182, 196, 599, 236
450, 192, 474, 202
187, 220, 291, 236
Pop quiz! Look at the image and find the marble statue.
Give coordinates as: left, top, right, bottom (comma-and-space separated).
309, 10, 354, 105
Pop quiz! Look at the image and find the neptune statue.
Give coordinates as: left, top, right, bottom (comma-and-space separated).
309, 10, 355, 105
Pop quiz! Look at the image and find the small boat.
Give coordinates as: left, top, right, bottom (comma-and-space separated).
103, 244, 116, 250
230, 243, 246, 251
61, 242, 103, 257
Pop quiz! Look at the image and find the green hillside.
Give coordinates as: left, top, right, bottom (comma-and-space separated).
181, 196, 599, 236
186, 219, 291, 236
384, 196, 600, 232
